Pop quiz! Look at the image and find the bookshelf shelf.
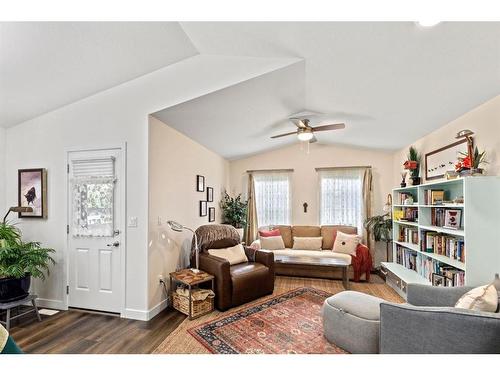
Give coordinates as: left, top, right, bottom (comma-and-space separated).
384, 176, 500, 298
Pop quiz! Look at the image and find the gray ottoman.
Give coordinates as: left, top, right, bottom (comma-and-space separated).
322, 291, 386, 353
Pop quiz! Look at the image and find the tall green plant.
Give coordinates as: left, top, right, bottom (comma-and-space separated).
407, 146, 421, 178
220, 192, 248, 228
0, 222, 55, 280
364, 214, 392, 243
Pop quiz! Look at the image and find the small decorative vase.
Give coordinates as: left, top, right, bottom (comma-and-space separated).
410, 176, 421, 186
459, 168, 483, 177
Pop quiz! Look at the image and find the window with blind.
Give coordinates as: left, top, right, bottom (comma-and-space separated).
71, 157, 116, 237
319, 168, 364, 233
254, 172, 291, 227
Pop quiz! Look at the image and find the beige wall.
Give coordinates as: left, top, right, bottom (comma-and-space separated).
229, 142, 395, 265
393, 94, 500, 185
148, 116, 230, 311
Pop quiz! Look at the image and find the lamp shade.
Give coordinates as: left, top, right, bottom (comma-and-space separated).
167, 220, 184, 232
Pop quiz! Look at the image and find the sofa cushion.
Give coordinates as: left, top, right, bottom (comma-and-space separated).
292, 225, 321, 239
260, 236, 286, 250
271, 249, 352, 265
321, 225, 358, 250
259, 228, 281, 237
455, 284, 499, 313
208, 243, 248, 265
332, 231, 360, 256
271, 225, 293, 248
292, 236, 323, 250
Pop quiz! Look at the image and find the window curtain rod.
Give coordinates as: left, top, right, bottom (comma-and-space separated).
315, 166, 371, 172
246, 168, 294, 173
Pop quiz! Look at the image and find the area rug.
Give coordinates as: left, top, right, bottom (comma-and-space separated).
153, 275, 403, 354
188, 287, 345, 354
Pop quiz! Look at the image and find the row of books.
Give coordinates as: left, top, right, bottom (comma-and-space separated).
395, 246, 465, 287
398, 226, 418, 245
423, 189, 445, 205
422, 231, 466, 263
394, 207, 419, 222
398, 192, 415, 205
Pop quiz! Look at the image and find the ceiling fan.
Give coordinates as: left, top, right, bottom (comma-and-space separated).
271, 118, 345, 143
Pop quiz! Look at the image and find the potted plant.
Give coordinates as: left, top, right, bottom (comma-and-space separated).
404, 146, 421, 185
455, 146, 487, 176
0, 222, 55, 302
364, 213, 393, 265
220, 192, 248, 240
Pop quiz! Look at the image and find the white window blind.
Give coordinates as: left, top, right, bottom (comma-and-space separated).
319, 168, 364, 233
254, 172, 291, 227
71, 157, 116, 237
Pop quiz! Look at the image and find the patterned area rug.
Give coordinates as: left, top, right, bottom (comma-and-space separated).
188, 287, 345, 354
153, 275, 403, 354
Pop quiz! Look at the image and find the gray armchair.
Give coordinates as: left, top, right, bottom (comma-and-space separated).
380, 284, 500, 354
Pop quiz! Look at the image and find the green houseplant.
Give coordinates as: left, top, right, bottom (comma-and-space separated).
0, 222, 55, 302
220, 192, 248, 239
404, 146, 421, 185
364, 213, 393, 263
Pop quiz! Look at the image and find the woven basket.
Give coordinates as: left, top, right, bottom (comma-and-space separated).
172, 291, 214, 318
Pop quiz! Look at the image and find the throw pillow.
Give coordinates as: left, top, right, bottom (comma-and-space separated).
259, 228, 281, 237
208, 243, 248, 265
332, 231, 360, 256
260, 236, 286, 250
292, 237, 323, 250
455, 283, 499, 313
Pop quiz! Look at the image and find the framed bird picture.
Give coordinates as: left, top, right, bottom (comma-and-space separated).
18, 168, 47, 218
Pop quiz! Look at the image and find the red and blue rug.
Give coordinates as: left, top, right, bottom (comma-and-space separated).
188, 287, 346, 354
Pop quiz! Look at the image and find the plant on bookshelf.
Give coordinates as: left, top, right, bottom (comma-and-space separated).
404, 146, 421, 186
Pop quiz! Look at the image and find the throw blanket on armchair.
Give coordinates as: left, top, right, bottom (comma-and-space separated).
351, 244, 372, 282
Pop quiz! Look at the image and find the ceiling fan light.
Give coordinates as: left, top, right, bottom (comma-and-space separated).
297, 132, 314, 141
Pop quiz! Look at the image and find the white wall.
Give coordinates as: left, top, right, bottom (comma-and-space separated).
3, 54, 299, 319
229, 142, 394, 266
0, 127, 5, 215
148, 116, 229, 314
393, 94, 500, 185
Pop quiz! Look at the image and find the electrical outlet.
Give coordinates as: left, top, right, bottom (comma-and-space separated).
157, 216, 162, 226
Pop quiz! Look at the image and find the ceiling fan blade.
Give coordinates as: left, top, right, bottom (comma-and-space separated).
311, 123, 345, 132
309, 135, 318, 143
289, 118, 307, 128
270, 131, 298, 139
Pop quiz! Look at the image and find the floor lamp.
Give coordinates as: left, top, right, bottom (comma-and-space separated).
3, 206, 33, 224
167, 220, 200, 273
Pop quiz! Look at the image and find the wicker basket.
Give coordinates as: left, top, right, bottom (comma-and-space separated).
172, 290, 214, 318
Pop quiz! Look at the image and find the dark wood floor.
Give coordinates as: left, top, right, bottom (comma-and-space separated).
9, 307, 186, 354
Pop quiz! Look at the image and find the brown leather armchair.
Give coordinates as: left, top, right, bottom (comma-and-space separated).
191, 225, 275, 311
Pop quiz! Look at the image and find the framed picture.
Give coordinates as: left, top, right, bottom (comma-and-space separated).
444, 209, 462, 229
196, 175, 205, 192
206, 187, 214, 202
444, 276, 454, 287
199, 201, 207, 217
425, 139, 468, 180
18, 168, 47, 218
209, 207, 215, 222
432, 273, 446, 287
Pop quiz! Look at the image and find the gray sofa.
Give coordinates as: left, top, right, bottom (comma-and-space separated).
323, 283, 500, 354
380, 284, 500, 354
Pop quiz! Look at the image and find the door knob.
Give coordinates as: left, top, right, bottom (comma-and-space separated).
107, 241, 120, 247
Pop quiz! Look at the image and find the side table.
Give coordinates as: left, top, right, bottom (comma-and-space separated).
0, 294, 41, 330
169, 269, 215, 320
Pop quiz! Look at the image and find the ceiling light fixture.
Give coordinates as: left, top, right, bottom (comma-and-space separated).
297, 129, 314, 142
417, 21, 441, 27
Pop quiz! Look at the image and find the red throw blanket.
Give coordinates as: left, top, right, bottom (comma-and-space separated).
351, 244, 372, 282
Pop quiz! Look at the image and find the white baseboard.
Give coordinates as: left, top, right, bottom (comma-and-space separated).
123, 299, 169, 321
35, 298, 67, 311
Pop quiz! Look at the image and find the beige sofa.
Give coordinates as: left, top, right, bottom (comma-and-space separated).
251, 225, 362, 280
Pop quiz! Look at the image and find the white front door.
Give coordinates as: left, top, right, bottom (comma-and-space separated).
67, 147, 123, 313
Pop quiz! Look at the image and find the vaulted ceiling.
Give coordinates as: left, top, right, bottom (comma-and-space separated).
2, 22, 500, 159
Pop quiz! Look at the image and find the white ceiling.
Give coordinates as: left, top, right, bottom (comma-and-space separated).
3, 22, 500, 159
0, 22, 197, 127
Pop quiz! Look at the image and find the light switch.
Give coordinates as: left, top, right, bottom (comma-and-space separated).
128, 216, 138, 228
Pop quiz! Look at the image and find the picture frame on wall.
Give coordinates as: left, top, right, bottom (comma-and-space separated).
209, 207, 215, 222
425, 139, 468, 180
196, 175, 205, 192
200, 201, 207, 217
207, 187, 214, 202
18, 168, 47, 218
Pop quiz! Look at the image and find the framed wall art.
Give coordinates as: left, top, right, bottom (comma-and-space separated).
200, 201, 207, 217
208, 207, 215, 222
196, 175, 205, 192
207, 187, 214, 202
18, 168, 47, 218
425, 139, 468, 180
